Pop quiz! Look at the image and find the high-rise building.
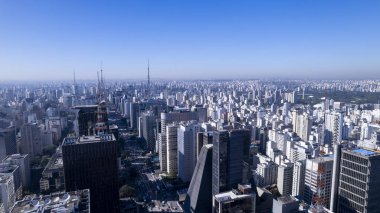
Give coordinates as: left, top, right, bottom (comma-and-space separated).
177, 121, 200, 182
2, 154, 30, 190
0, 161, 22, 200
335, 148, 380, 213
291, 160, 306, 197
295, 113, 312, 141
184, 144, 213, 213
324, 111, 344, 145
159, 110, 199, 172
62, 134, 119, 213
196, 131, 213, 160
304, 156, 334, 209
0, 126, 17, 161
72, 105, 98, 136
166, 124, 179, 176
0, 175, 15, 213
277, 162, 294, 196
255, 160, 278, 187
212, 130, 250, 195
259, 127, 268, 155
20, 123, 44, 157
140, 111, 158, 151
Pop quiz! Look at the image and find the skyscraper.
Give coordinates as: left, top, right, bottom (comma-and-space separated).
177, 121, 200, 182
159, 110, 199, 172
20, 123, 44, 157
212, 129, 250, 195
304, 156, 334, 209
62, 134, 119, 213
291, 160, 306, 198
0, 126, 17, 160
140, 111, 158, 151
295, 113, 312, 142
166, 124, 179, 176
335, 148, 380, 213
72, 105, 98, 136
277, 162, 294, 196
184, 144, 213, 213
324, 111, 344, 145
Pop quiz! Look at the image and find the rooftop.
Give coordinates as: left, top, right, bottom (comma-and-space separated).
63, 134, 115, 145
214, 190, 254, 203
11, 189, 90, 213
276, 195, 298, 204
350, 148, 380, 157
147, 200, 183, 212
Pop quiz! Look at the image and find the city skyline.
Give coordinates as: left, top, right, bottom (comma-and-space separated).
1, 0, 380, 80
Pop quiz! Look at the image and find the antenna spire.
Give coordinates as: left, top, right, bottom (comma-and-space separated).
73, 70, 76, 86
147, 59, 150, 90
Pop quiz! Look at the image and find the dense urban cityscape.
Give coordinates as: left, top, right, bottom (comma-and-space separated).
0, 74, 380, 212
2, 0, 380, 212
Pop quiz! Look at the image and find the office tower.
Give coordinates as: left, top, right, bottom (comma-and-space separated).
177, 121, 200, 182
11, 189, 90, 213
295, 113, 312, 141
255, 160, 278, 187
286, 141, 313, 163
196, 132, 213, 160
213, 184, 256, 213
72, 105, 98, 136
0, 126, 17, 160
140, 111, 158, 151
0, 175, 15, 213
20, 123, 52, 157
130, 102, 140, 129
277, 162, 294, 196
62, 134, 119, 213
291, 160, 306, 197
273, 196, 299, 213
166, 124, 179, 176
212, 130, 250, 195
335, 148, 380, 213
159, 111, 199, 172
184, 144, 213, 213
259, 127, 268, 155
20, 124, 42, 157
304, 156, 334, 209
324, 111, 343, 145
2, 154, 30, 190
291, 108, 301, 133
0, 160, 22, 200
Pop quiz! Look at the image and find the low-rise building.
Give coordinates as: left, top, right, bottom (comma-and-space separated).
11, 189, 90, 213
213, 184, 256, 213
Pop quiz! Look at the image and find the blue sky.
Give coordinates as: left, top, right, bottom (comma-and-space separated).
1, 0, 380, 80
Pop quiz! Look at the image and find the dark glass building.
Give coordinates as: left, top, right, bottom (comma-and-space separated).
62, 134, 119, 213
212, 129, 250, 196
72, 105, 98, 136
